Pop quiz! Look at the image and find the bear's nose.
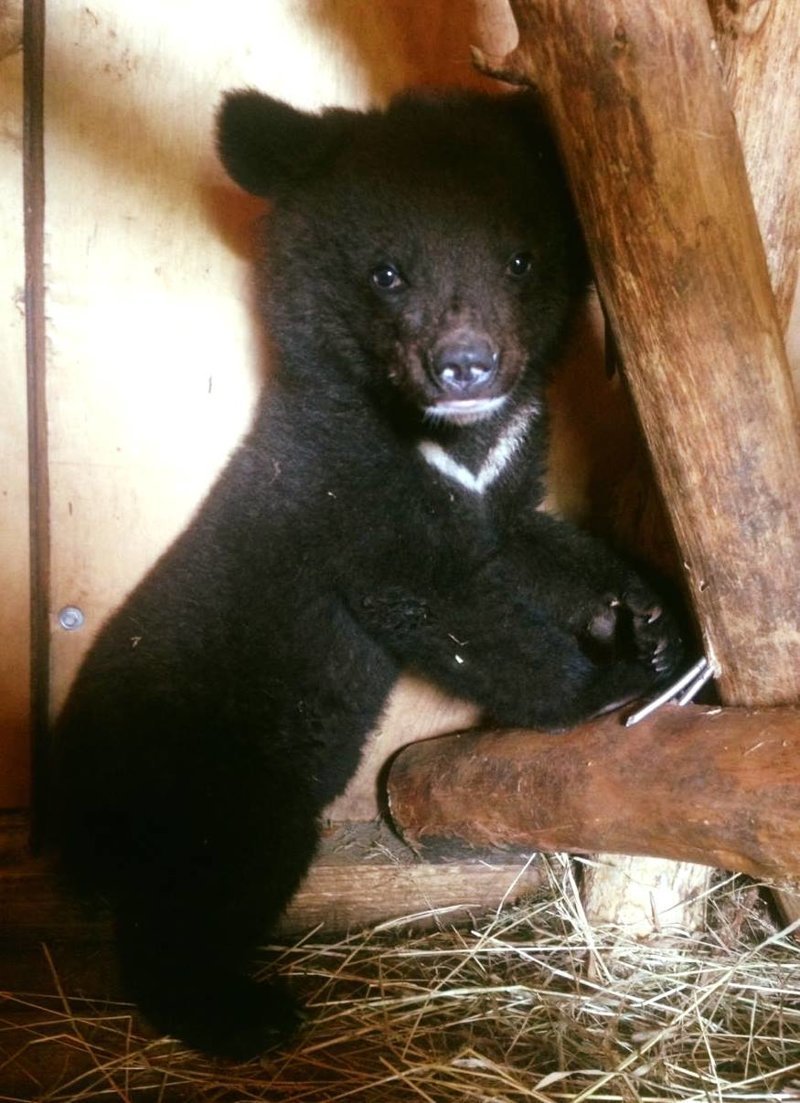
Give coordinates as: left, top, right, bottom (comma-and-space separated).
432, 339, 498, 396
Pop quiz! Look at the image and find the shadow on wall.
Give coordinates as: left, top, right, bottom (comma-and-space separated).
303, 0, 517, 102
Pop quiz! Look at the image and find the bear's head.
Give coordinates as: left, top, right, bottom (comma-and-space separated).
217, 88, 588, 429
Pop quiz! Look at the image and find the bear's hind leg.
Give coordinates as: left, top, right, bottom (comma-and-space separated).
116, 904, 304, 1060
109, 748, 320, 1059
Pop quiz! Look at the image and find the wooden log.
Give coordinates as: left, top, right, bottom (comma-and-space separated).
388, 705, 800, 877
705, 0, 800, 926
474, 0, 800, 709
708, 0, 800, 335
387, 704, 800, 881
474, 0, 800, 934
580, 854, 706, 936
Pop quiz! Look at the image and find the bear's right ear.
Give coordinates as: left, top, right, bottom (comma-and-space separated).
216, 90, 349, 198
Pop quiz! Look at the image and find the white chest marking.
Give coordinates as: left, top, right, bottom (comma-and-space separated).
418, 404, 539, 495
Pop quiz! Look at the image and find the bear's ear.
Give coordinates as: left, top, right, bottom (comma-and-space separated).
216, 90, 350, 198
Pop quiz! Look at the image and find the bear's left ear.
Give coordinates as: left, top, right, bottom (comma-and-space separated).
216, 90, 352, 198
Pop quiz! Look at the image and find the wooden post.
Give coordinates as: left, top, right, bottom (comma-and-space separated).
708, 0, 800, 337
707, 0, 800, 923
475, 0, 800, 708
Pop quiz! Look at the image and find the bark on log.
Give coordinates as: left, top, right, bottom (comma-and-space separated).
708, 0, 800, 335
475, 0, 800, 708
706, 0, 800, 925
387, 704, 800, 881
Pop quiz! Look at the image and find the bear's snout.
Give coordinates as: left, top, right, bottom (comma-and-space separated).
431, 334, 499, 398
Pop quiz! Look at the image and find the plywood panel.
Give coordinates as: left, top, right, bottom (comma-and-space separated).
43, 0, 503, 717
0, 33, 30, 808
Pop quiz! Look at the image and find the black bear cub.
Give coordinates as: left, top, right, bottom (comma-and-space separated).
54, 88, 683, 1059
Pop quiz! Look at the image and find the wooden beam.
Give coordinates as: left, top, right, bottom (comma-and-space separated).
387, 704, 800, 881
0, 813, 543, 943
0, 0, 29, 809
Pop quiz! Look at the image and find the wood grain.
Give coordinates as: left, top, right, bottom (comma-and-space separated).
705, 0, 800, 923
473, 0, 800, 932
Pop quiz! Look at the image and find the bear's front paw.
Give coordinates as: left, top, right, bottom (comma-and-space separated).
626, 590, 683, 679
581, 586, 683, 682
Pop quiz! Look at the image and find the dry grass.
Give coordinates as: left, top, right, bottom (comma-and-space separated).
2, 858, 800, 1102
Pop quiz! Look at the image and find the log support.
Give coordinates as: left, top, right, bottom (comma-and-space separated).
457, 0, 800, 932
387, 704, 800, 883
474, 0, 800, 707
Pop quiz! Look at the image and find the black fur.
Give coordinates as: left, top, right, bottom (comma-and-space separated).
53, 89, 684, 1059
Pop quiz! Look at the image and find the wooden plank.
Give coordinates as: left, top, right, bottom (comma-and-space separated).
290, 823, 543, 933
1, 812, 543, 942
44, 0, 260, 717
0, 5, 29, 810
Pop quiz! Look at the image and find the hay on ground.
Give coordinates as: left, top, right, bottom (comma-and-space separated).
2, 857, 799, 1102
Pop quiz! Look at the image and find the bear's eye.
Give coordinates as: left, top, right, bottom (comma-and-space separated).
506, 251, 533, 279
370, 263, 405, 292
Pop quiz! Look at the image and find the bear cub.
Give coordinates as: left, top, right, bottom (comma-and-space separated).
54, 88, 684, 1059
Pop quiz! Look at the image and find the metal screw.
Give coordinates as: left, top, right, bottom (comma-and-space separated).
58, 606, 85, 631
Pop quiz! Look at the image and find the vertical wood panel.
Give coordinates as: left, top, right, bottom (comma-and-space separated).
0, 20, 30, 808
